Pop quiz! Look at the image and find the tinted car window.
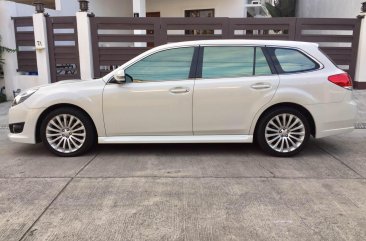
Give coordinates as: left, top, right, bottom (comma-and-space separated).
202, 46, 272, 79
273, 48, 318, 73
125, 47, 194, 82
202, 47, 254, 78
255, 47, 272, 75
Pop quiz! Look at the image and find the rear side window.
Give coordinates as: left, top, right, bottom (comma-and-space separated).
270, 48, 320, 74
202, 46, 272, 79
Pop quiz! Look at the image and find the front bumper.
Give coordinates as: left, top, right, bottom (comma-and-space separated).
9, 122, 25, 134
8, 104, 46, 144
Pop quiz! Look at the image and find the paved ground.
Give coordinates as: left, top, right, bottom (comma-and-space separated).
0, 93, 365, 241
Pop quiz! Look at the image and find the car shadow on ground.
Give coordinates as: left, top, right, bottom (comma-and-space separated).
10, 137, 326, 159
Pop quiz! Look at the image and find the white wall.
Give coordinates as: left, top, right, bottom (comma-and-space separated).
52, 0, 78, 16
296, 0, 363, 18
89, 0, 133, 17
146, 0, 245, 17
2, 0, 79, 17
89, 0, 245, 18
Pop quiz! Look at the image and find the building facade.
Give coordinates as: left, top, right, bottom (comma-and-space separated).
297, 0, 362, 18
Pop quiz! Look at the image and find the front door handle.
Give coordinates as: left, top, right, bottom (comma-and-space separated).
251, 82, 272, 90
170, 87, 190, 94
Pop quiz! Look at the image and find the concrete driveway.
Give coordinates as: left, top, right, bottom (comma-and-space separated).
0, 100, 365, 241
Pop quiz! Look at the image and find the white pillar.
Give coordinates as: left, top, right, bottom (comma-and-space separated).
355, 13, 366, 88
0, 1, 18, 99
133, 0, 146, 17
76, 12, 94, 80
55, 0, 62, 11
33, 13, 51, 85
133, 0, 146, 47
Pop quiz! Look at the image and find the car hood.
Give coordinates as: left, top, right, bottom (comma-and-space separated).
33, 79, 105, 93
38, 79, 87, 89
24, 78, 106, 109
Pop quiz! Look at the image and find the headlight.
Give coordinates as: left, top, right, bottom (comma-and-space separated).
12, 88, 39, 107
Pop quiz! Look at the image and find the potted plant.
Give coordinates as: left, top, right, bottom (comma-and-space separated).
264, 0, 297, 35
0, 35, 16, 103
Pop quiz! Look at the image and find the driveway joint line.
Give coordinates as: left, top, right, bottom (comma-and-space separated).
1, 176, 364, 180
75, 151, 100, 177
314, 143, 364, 178
17, 152, 99, 241
73, 176, 365, 180
18, 178, 73, 241
0, 177, 71, 179
257, 160, 276, 177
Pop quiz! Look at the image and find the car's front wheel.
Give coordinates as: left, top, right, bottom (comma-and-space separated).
40, 107, 95, 157
256, 107, 310, 157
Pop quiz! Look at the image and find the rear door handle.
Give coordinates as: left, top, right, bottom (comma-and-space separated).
251, 82, 272, 90
170, 87, 190, 94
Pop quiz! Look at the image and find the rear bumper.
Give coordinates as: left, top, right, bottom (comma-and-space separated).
8, 104, 45, 144
306, 97, 357, 139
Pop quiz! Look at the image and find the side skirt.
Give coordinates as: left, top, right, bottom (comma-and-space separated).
98, 135, 253, 144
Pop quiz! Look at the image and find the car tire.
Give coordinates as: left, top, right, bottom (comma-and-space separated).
256, 107, 310, 157
40, 107, 96, 157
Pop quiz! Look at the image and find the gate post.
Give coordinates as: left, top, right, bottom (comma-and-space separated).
355, 14, 366, 89
0, 1, 18, 99
33, 13, 51, 84
133, 0, 147, 47
76, 12, 94, 80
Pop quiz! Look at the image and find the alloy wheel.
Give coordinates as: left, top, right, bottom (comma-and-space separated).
45, 114, 86, 153
264, 113, 306, 153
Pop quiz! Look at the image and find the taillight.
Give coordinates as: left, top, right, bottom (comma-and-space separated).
328, 73, 352, 90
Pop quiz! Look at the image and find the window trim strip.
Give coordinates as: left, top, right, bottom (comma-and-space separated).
189, 47, 200, 79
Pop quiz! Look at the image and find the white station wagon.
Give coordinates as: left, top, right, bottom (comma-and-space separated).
8, 40, 357, 157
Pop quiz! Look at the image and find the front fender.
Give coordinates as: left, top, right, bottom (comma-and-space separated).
24, 79, 106, 137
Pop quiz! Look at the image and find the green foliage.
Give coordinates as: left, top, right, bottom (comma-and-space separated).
265, 0, 297, 17
0, 92, 6, 103
0, 35, 16, 65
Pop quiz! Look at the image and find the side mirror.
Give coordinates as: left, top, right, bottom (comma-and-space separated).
114, 70, 126, 84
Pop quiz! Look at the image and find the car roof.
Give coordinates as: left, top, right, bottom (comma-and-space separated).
155, 39, 319, 50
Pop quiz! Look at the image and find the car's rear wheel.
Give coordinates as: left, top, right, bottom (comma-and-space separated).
256, 107, 310, 157
40, 107, 95, 157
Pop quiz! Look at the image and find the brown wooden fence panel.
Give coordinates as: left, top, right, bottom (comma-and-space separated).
229, 17, 296, 40
294, 18, 361, 78
47, 16, 80, 83
12, 17, 37, 73
90, 17, 160, 77
90, 17, 361, 80
161, 17, 230, 43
